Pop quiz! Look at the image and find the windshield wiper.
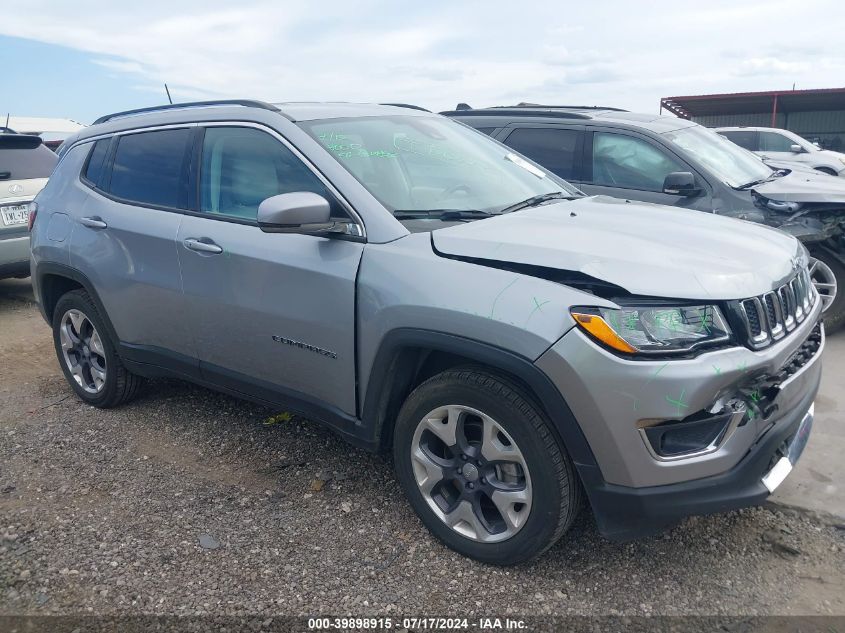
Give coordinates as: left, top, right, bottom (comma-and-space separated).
393, 209, 495, 221
497, 191, 576, 214
737, 172, 781, 190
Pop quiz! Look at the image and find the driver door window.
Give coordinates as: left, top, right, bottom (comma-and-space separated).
590, 132, 685, 191
199, 126, 346, 220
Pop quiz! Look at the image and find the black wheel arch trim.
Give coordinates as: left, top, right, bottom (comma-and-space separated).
34, 262, 121, 346
360, 328, 600, 470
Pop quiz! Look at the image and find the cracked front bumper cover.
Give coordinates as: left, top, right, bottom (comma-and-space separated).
580, 385, 817, 542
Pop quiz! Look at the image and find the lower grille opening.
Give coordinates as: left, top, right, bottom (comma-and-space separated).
642, 410, 736, 459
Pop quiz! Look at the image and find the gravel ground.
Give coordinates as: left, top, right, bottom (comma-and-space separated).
1, 278, 844, 619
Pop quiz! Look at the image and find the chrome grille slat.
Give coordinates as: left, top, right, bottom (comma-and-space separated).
735, 271, 817, 350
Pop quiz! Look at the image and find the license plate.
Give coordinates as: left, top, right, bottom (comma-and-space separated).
762, 402, 814, 493
1, 205, 28, 226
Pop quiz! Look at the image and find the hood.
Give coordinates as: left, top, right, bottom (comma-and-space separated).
432, 196, 804, 301
752, 170, 845, 203
819, 148, 845, 161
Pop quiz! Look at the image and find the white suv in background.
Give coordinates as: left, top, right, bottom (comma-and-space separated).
0, 134, 57, 279
717, 126, 845, 177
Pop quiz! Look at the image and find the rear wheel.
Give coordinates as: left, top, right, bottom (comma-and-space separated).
393, 367, 580, 565
52, 289, 143, 408
809, 252, 844, 333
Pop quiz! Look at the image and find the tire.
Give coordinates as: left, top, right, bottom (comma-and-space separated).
809, 251, 845, 334
393, 367, 580, 565
52, 289, 143, 408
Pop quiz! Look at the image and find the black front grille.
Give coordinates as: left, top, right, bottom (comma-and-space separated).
742, 300, 761, 336
733, 269, 817, 350
777, 323, 823, 381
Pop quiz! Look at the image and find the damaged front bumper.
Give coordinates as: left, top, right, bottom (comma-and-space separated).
535, 298, 824, 540
580, 393, 816, 542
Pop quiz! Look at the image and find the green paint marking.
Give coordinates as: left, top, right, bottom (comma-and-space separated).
712, 365, 722, 375
737, 361, 749, 373
618, 391, 640, 412
524, 297, 551, 325
749, 390, 761, 403
646, 362, 669, 385
624, 311, 639, 330
697, 307, 712, 334
489, 278, 519, 319
665, 389, 689, 417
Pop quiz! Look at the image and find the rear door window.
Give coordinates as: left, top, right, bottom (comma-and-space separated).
0, 143, 57, 181
502, 128, 581, 180
590, 132, 686, 191
108, 128, 191, 209
720, 130, 758, 151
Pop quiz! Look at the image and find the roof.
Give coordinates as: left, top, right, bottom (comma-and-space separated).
660, 87, 845, 119
442, 105, 697, 133
3, 116, 85, 134
273, 101, 432, 121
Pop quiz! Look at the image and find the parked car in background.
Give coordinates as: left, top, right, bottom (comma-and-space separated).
31, 100, 822, 564
0, 133, 57, 279
443, 105, 845, 331
716, 126, 845, 178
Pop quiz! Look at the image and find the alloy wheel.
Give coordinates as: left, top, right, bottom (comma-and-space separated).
809, 257, 837, 313
59, 309, 107, 394
410, 404, 532, 543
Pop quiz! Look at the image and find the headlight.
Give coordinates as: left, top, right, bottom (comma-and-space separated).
571, 305, 731, 356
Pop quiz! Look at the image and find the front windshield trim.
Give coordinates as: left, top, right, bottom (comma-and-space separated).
297, 114, 581, 220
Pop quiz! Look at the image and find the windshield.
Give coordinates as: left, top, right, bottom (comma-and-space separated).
299, 115, 579, 217
662, 124, 773, 189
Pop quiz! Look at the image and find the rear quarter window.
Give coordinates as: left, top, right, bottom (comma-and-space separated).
82, 139, 110, 187
0, 144, 58, 181
720, 130, 757, 151
503, 128, 580, 180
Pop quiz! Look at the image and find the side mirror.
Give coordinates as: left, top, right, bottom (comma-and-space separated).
257, 192, 334, 235
662, 172, 700, 197
789, 144, 805, 153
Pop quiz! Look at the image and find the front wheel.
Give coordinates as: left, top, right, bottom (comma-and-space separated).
809, 252, 844, 334
393, 367, 580, 565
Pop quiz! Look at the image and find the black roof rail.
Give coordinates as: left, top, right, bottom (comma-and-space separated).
379, 103, 431, 112
506, 103, 628, 112
93, 100, 281, 125
441, 108, 593, 120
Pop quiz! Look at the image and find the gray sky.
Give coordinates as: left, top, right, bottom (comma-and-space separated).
2, 0, 844, 122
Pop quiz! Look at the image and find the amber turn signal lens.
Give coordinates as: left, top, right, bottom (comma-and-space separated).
571, 312, 638, 354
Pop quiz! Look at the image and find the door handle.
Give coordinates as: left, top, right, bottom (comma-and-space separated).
78, 216, 108, 229
183, 237, 224, 254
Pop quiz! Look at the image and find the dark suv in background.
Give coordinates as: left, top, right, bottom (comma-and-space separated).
443, 105, 845, 331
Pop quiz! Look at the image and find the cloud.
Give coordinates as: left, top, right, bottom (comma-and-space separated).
1, 0, 844, 119
734, 57, 812, 77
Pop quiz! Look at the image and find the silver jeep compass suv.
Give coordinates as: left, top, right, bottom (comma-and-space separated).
30, 100, 823, 564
